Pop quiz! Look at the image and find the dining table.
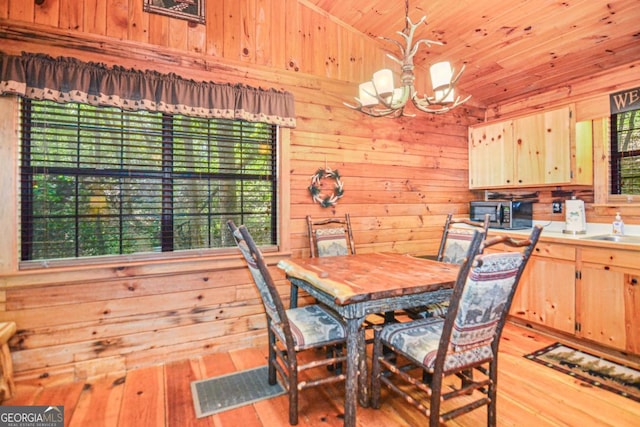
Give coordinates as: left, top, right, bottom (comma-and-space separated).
277, 252, 460, 427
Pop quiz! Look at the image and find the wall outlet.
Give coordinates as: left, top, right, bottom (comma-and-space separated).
552, 201, 562, 214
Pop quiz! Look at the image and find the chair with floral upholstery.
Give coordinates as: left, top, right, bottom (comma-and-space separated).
289, 214, 356, 308
371, 226, 542, 427
307, 214, 356, 258
407, 213, 490, 319
437, 213, 490, 264
305, 214, 399, 326
227, 220, 347, 426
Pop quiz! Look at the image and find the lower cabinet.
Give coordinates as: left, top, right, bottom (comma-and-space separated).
507, 238, 639, 355
578, 248, 640, 354
510, 241, 576, 334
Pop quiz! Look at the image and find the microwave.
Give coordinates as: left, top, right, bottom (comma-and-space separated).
469, 200, 533, 230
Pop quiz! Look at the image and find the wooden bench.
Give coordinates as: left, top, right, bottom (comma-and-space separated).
0, 321, 16, 401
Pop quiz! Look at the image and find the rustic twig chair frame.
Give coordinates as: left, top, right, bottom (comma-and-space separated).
227, 220, 348, 425
371, 226, 542, 426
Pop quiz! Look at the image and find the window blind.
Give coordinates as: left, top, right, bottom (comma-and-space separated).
20, 99, 277, 262
610, 109, 640, 195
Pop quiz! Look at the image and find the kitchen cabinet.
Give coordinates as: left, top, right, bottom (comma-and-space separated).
468, 106, 592, 189
499, 232, 639, 355
509, 241, 576, 334
468, 121, 513, 188
577, 247, 640, 353
513, 108, 570, 186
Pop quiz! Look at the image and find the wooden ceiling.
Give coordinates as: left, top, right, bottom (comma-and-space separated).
306, 0, 640, 108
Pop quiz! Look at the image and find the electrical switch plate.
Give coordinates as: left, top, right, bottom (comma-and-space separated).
552, 202, 562, 213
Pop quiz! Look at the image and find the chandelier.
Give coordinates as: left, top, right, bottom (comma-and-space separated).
345, 0, 471, 117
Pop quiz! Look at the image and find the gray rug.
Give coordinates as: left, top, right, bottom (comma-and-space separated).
191, 365, 286, 418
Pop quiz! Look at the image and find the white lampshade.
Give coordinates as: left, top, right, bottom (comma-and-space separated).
358, 82, 379, 107
434, 88, 455, 103
430, 61, 453, 91
430, 61, 455, 103
391, 87, 405, 107
372, 69, 395, 97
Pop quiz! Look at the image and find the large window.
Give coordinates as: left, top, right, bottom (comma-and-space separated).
20, 99, 278, 262
610, 108, 640, 196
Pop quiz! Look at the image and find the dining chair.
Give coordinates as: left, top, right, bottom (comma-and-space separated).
226, 220, 347, 426
307, 213, 356, 258
303, 214, 398, 326
371, 226, 542, 427
408, 213, 490, 319
437, 213, 491, 264
290, 214, 356, 308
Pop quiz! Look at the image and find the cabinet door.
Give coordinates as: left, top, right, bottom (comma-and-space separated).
510, 255, 575, 334
468, 121, 514, 188
513, 106, 572, 186
578, 264, 640, 353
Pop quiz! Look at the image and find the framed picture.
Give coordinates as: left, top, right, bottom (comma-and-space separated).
143, 0, 205, 24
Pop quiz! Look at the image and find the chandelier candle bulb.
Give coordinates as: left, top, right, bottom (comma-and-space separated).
372, 69, 394, 97
358, 82, 379, 107
430, 61, 453, 91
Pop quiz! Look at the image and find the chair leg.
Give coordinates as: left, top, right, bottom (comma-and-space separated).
428, 373, 444, 427
289, 368, 299, 425
383, 311, 396, 323
268, 330, 277, 385
326, 345, 343, 375
487, 360, 498, 426
461, 368, 474, 391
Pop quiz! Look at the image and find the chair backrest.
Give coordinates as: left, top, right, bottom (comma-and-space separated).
307, 214, 356, 258
437, 213, 490, 264
227, 220, 289, 331
435, 226, 542, 372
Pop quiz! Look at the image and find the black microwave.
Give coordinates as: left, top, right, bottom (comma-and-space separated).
470, 201, 533, 230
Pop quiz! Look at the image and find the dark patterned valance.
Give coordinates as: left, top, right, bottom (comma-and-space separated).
0, 52, 296, 128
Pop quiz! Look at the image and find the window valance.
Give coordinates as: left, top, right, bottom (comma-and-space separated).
0, 52, 296, 128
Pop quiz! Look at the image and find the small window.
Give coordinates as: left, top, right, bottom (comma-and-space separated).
20, 99, 278, 262
610, 109, 640, 196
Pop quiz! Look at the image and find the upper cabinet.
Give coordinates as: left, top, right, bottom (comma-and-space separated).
468, 105, 593, 189
468, 120, 514, 188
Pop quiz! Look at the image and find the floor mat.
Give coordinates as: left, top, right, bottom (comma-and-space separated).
525, 342, 640, 403
191, 365, 286, 418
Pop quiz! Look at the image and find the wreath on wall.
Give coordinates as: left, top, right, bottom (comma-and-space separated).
308, 167, 344, 208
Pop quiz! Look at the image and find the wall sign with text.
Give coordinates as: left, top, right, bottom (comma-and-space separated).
143, 0, 205, 24
610, 86, 640, 114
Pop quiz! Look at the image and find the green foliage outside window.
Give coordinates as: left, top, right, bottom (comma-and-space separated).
20, 99, 278, 262
611, 109, 640, 195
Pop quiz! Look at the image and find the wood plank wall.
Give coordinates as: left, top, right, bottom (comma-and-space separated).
0, 0, 637, 382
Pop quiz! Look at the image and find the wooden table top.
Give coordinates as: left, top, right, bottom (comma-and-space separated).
277, 252, 459, 305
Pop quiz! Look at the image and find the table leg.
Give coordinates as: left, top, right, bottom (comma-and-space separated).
344, 318, 359, 427
357, 321, 369, 407
289, 284, 298, 308
344, 316, 368, 427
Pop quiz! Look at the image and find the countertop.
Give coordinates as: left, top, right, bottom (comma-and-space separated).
489, 221, 640, 251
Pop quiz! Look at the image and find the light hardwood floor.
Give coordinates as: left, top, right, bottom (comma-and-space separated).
4, 322, 640, 426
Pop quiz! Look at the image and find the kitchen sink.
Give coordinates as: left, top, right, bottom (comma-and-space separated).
581, 234, 640, 244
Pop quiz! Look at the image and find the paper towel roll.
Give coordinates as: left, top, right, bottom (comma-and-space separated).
565, 199, 586, 232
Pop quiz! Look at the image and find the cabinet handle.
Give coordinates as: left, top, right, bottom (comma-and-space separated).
632, 278, 638, 286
